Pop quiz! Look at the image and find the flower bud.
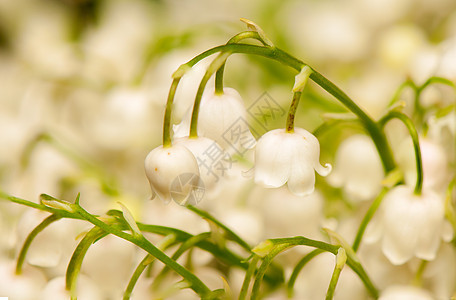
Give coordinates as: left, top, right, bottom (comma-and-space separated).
144, 144, 201, 204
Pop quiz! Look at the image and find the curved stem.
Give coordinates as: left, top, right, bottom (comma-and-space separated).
152, 233, 211, 291
16, 214, 62, 275
326, 248, 346, 300
74, 205, 212, 297
239, 255, 260, 300
214, 31, 266, 95
174, 43, 396, 173
286, 91, 302, 132
189, 52, 230, 137
163, 78, 181, 147
352, 188, 388, 252
66, 227, 107, 299
267, 237, 379, 298
380, 111, 423, 195
251, 243, 291, 300
214, 63, 225, 95
124, 234, 176, 300
287, 249, 323, 298
123, 254, 152, 300
187, 205, 251, 252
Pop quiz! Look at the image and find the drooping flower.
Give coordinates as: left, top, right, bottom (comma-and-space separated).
328, 134, 384, 201
144, 144, 202, 205
175, 136, 232, 190
372, 185, 451, 265
174, 87, 256, 155
254, 128, 331, 196
398, 137, 449, 191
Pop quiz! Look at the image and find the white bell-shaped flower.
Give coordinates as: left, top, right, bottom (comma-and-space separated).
174, 87, 256, 155
328, 134, 384, 202
144, 144, 202, 205
376, 185, 448, 265
398, 137, 449, 191
254, 128, 331, 196
175, 136, 232, 190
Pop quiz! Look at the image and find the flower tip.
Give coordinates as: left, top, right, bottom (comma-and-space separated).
316, 163, 332, 177
242, 167, 254, 179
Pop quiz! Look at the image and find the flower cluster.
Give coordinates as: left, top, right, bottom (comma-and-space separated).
0, 3, 455, 300
145, 72, 331, 204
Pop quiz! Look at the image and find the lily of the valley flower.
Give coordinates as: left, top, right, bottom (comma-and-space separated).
144, 144, 201, 204
175, 136, 231, 190
328, 134, 384, 201
376, 185, 450, 265
174, 87, 256, 155
254, 128, 331, 196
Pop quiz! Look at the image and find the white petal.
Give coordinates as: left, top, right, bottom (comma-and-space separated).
381, 186, 418, 265
198, 88, 255, 153
287, 164, 316, 196
144, 144, 200, 204
294, 127, 331, 176
175, 136, 228, 189
254, 129, 292, 188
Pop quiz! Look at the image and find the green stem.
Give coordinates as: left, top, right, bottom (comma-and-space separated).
152, 233, 211, 292
66, 227, 107, 299
173, 42, 396, 173
287, 249, 323, 297
268, 237, 379, 298
123, 254, 152, 300
380, 111, 423, 195
286, 91, 302, 132
325, 248, 347, 300
412, 260, 428, 286
352, 188, 388, 252
163, 78, 181, 147
74, 205, 212, 298
189, 52, 231, 137
187, 205, 251, 252
251, 244, 291, 300
16, 214, 62, 275
239, 255, 260, 300
214, 31, 266, 95
214, 63, 225, 95
124, 234, 176, 300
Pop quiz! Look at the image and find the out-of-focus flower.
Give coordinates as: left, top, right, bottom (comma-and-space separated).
379, 285, 434, 300
144, 144, 201, 204
370, 185, 451, 265
328, 134, 384, 202
175, 136, 231, 191
254, 128, 331, 196
40, 275, 102, 300
253, 186, 324, 239
174, 87, 256, 155
428, 110, 456, 164
377, 24, 426, 70
0, 260, 47, 300
398, 137, 449, 191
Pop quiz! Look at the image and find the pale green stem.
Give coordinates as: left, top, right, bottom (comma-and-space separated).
287, 249, 324, 297
352, 188, 388, 252
379, 111, 423, 195
16, 214, 62, 275
286, 91, 302, 132
171, 43, 396, 173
